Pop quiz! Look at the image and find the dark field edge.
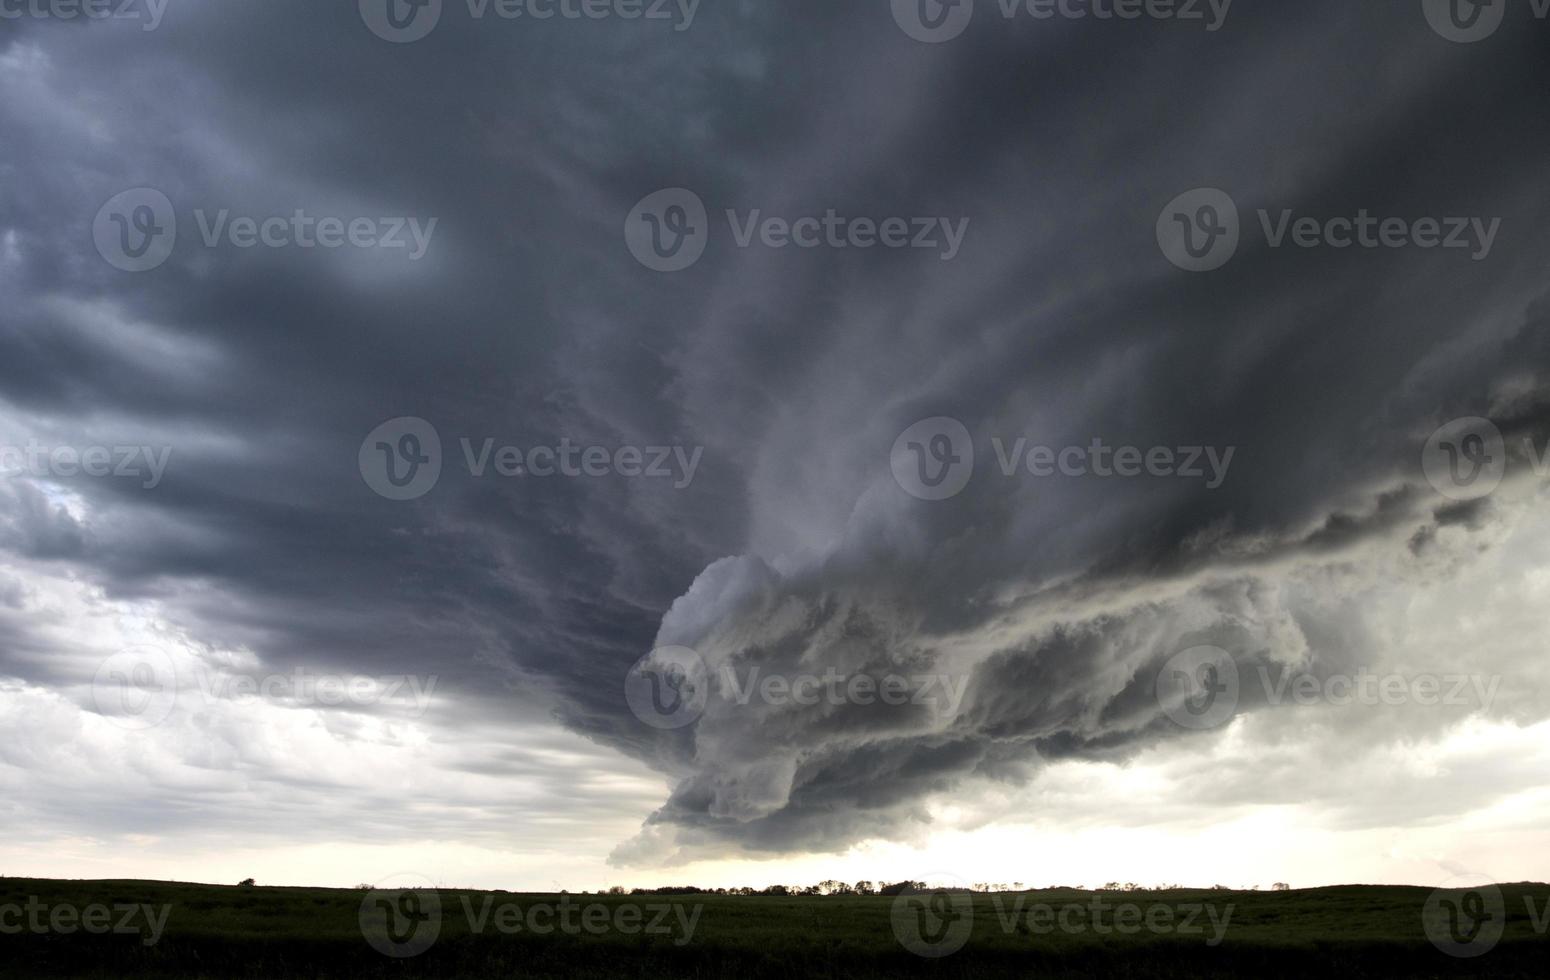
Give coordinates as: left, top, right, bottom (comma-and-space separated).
1, 878, 1546, 979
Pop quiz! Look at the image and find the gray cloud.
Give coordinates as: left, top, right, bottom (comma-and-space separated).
0, 0, 1547, 874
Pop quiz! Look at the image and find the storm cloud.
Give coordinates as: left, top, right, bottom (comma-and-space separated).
1, 0, 1548, 882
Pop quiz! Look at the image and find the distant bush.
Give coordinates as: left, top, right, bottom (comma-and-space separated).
237, 878, 255, 887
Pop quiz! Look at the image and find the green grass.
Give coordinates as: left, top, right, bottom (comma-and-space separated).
0, 877, 1546, 978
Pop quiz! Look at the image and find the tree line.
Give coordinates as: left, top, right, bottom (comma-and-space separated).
600, 881, 1293, 896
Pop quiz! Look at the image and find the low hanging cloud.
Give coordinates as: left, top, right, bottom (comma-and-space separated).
0, 0, 1547, 877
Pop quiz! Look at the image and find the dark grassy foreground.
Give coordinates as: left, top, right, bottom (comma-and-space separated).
1, 877, 1547, 978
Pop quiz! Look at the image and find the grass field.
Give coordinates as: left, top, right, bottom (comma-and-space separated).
1, 877, 1546, 978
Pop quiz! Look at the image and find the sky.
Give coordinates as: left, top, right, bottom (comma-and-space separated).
1, 0, 1549, 893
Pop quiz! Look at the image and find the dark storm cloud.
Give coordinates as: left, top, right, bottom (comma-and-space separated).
1, 0, 1548, 859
